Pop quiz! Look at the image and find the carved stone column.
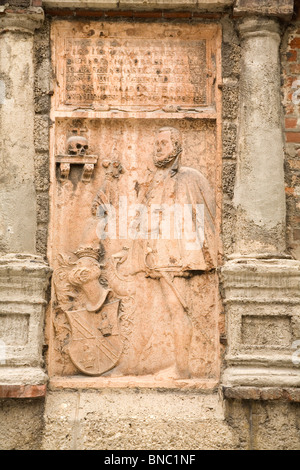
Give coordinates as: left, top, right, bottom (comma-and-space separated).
0, 8, 50, 392
233, 17, 286, 258
222, 14, 300, 391
0, 8, 43, 254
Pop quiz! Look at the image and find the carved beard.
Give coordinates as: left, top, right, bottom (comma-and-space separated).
154, 149, 181, 168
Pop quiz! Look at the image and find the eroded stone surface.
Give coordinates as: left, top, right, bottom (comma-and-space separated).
42, 390, 240, 450
234, 0, 294, 18
42, 389, 300, 450
0, 397, 45, 450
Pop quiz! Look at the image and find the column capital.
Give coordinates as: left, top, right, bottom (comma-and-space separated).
0, 7, 44, 35
237, 16, 281, 41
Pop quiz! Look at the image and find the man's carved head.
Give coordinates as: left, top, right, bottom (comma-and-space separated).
154, 127, 182, 168
67, 135, 89, 156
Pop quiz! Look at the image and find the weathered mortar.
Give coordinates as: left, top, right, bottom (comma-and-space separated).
0, 398, 45, 450
34, 17, 51, 257
225, 398, 300, 450
220, 16, 240, 257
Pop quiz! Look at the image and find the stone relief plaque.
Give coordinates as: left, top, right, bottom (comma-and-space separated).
48, 21, 222, 388
64, 37, 207, 107
52, 21, 219, 112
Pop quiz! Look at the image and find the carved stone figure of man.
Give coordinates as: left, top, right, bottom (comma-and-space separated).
127, 126, 217, 378
73, 127, 216, 379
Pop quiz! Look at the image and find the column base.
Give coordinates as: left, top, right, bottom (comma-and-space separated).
221, 258, 300, 390
0, 254, 51, 390
0, 367, 47, 387
223, 385, 300, 402
223, 366, 300, 389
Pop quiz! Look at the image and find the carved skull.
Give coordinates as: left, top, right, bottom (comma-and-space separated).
67, 136, 89, 156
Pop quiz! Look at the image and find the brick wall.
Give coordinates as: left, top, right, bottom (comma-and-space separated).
282, 16, 300, 259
